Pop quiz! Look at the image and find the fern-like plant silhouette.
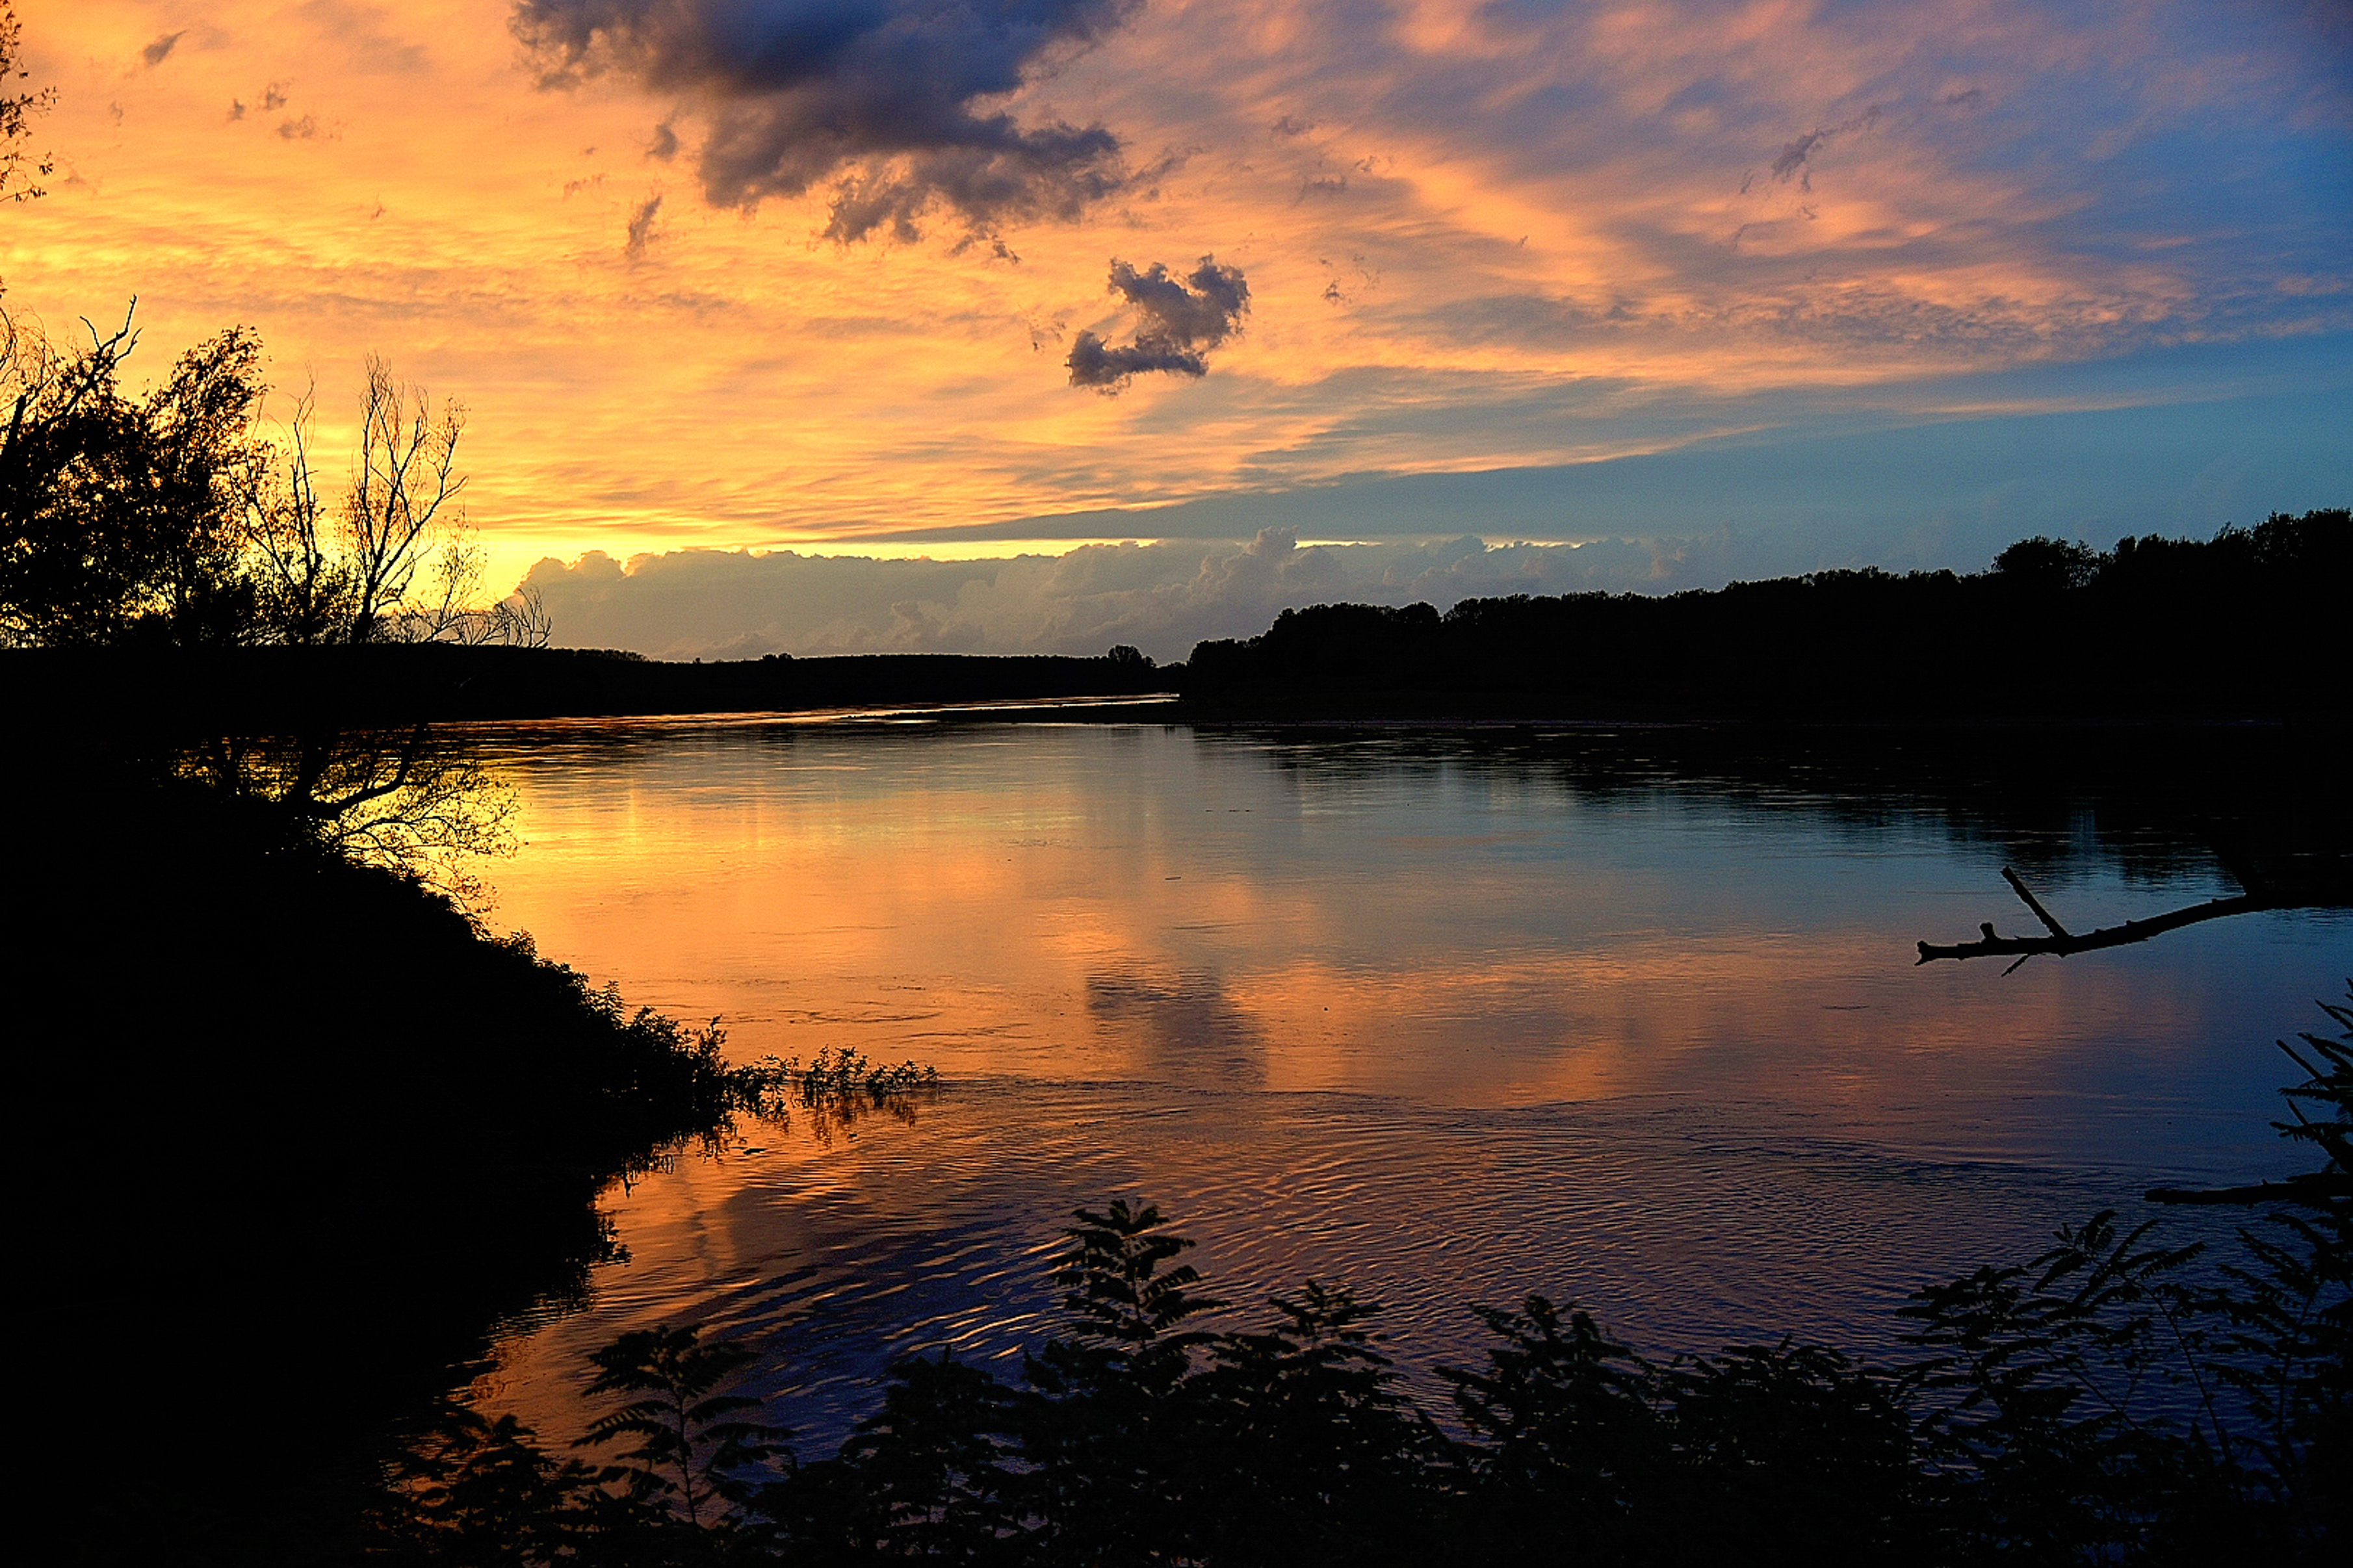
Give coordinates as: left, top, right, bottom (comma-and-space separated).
575, 1324, 790, 1525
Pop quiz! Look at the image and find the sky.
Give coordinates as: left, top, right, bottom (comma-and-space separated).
5, 0, 2349, 660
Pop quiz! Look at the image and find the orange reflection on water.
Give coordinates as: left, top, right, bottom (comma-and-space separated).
460, 717, 2345, 1450
473, 719, 2327, 1158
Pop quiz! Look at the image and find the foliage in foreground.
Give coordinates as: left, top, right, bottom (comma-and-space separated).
372, 994, 2350, 1567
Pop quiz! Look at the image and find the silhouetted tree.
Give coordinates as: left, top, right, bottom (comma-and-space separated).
1020, 1199, 1227, 1562
1992, 533, 2103, 593
0, 307, 562, 881
2, 306, 549, 652
0, 2, 52, 205
0, 311, 266, 647
1442, 1294, 1663, 1555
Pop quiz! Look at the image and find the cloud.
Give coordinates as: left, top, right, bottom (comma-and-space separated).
510, 0, 1141, 240
624, 192, 663, 257
142, 32, 186, 68
1765, 105, 1884, 193
1067, 257, 1250, 390
515, 528, 1805, 664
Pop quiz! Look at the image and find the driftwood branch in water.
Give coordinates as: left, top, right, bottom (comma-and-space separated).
2144, 1172, 2351, 1207
1915, 864, 2280, 968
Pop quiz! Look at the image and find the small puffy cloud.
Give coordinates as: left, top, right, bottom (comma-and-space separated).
1068, 257, 1250, 390
510, 0, 1141, 241
142, 32, 186, 68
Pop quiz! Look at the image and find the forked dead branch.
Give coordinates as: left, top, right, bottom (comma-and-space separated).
1919, 855, 2350, 973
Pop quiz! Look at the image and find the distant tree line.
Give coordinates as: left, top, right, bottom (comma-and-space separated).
1182, 511, 2350, 719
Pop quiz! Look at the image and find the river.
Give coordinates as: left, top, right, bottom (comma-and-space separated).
452, 712, 2348, 1446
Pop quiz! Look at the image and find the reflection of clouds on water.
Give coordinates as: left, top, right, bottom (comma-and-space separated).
1086, 962, 1266, 1085
462, 720, 2342, 1458
466, 719, 2332, 1137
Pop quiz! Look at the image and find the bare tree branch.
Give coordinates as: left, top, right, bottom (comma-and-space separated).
1916, 873, 2280, 968
344, 357, 465, 641
2000, 866, 2073, 941
1918, 853, 2348, 969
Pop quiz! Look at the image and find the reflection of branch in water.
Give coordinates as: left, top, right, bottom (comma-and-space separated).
740, 1047, 941, 1146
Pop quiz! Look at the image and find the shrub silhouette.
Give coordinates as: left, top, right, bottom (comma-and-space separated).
577, 1325, 792, 1526
373, 988, 2349, 1565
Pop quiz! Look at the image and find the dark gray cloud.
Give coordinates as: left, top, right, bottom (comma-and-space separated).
1765, 105, 1884, 192
510, 0, 1139, 241
1768, 129, 1824, 186
142, 32, 186, 68
1067, 257, 1250, 390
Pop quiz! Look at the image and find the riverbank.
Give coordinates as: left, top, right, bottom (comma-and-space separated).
16, 766, 768, 1564
0, 643, 1175, 736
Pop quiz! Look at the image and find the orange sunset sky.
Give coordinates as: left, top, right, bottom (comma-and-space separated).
6, 1, 2348, 657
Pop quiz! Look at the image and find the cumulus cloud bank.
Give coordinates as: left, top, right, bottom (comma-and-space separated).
519, 528, 1818, 663
1067, 257, 1250, 389
511, 0, 1139, 240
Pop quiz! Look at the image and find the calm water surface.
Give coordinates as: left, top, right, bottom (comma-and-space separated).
457, 715, 2348, 1445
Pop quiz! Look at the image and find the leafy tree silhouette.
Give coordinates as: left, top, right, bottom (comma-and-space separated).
1022, 1198, 1226, 1563
1190, 1281, 1444, 1564
0, 2, 53, 205
576, 1324, 790, 1527
1441, 1294, 1661, 1552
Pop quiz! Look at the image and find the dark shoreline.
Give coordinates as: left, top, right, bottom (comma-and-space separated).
18, 767, 768, 1565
